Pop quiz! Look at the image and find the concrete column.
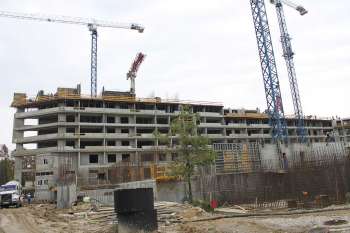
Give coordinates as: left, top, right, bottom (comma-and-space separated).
58, 113, 65, 122
14, 157, 23, 184
13, 108, 25, 150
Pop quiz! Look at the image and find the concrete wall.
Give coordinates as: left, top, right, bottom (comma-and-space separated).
157, 181, 187, 203
57, 183, 76, 208
260, 144, 280, 170
79, 188, 115, 206
78, 180, 158, 206
35, 153, 78, 201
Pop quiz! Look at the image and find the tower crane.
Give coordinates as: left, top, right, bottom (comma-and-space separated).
249, 0, 288, 143
0, 10, 144, 97
127, 52, 146, 95
270, 0, 308, 143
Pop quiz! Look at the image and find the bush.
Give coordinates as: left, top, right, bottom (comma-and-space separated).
345, 192, 350, 203
192, 199, 214, 212
0, 159, 14, 185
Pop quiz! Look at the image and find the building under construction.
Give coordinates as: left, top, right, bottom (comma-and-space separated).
11, 86, 342, 201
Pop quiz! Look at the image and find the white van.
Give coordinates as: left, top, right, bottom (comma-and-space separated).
0, 180, 22, 208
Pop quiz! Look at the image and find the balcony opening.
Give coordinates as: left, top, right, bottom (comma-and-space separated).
247, 120, 259, 125
107, 141, 116, 146
107, 154, 116, 163
141, 153, 154, 162
80, 141, 103, 148
136, 128, 153, 134
207, 129, 222, 135
89, 154, 98, 164
105, 102, 115, 108
24, 118, 38, 126
98, 173, 106, 180
156, 117, 168, 124
137, 141, 154, 148
66, 115, 75, 122
121, 128, 129, 134
156, 104, 167, 111
136, 117, 154, 124
121, 141, 130, 146
38, 128, 58, 135
80, 127, 103, 133
136, 103, 154, 110
159, 153, 167, 161
122, 154, 130, 162
80, 100, 103, 108
107, 127, 115, 133
192, 105, 203, 113
206, 118, 221, 124
168, 104, 178, 113
80, 115, 102, 123
37, 141, 57, 148
107, 116, 115, 123
120, 117, 129, 124
205, 106, 222, 113
66, 128, 75, 133
38, 116, 58, 124
24, 131, 38, 137
158, 128, 168, 134
119, 103, 130, 109
66, 140, 75, 147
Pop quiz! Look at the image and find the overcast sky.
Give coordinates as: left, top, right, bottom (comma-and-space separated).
1, 0, 349, 150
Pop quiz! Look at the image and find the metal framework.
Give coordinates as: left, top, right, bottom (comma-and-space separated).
250, 0, 288, 143
89, 25, 98, 97
273, 0, 307, 143
127, 52, 146, 95
0, 10, 144, 97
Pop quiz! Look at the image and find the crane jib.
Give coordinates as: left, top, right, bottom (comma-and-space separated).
0, 10, 145, 97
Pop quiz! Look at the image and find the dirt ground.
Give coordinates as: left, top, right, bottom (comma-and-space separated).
164, 208, 350, 233
0, 204, 114, 233
1, 203, 350, 233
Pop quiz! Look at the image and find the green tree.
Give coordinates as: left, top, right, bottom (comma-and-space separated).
0, 159, 14, 185
167, 106, 216, 203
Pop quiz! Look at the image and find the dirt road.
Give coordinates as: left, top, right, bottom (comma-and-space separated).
0, 205, 106, 233
2, 203, 350, 233
0, 207, 42, 233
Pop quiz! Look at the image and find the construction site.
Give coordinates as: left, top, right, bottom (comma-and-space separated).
1, 0, 350, 232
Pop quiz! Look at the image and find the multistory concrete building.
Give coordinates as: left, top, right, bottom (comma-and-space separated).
333, 118, 350, 144
11, 86, 335, 199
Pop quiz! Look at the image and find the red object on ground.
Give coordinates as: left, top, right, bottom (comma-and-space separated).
210, 199, 218, 209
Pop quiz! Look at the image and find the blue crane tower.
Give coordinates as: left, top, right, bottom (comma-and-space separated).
270, 0, 308, 143
249, 0, 288, 143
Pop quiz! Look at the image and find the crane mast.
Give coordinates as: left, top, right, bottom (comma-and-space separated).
0, 10, 144, 97
249, 0, 288, 143
272, 0, 307, 143
89, 25, 98, 97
